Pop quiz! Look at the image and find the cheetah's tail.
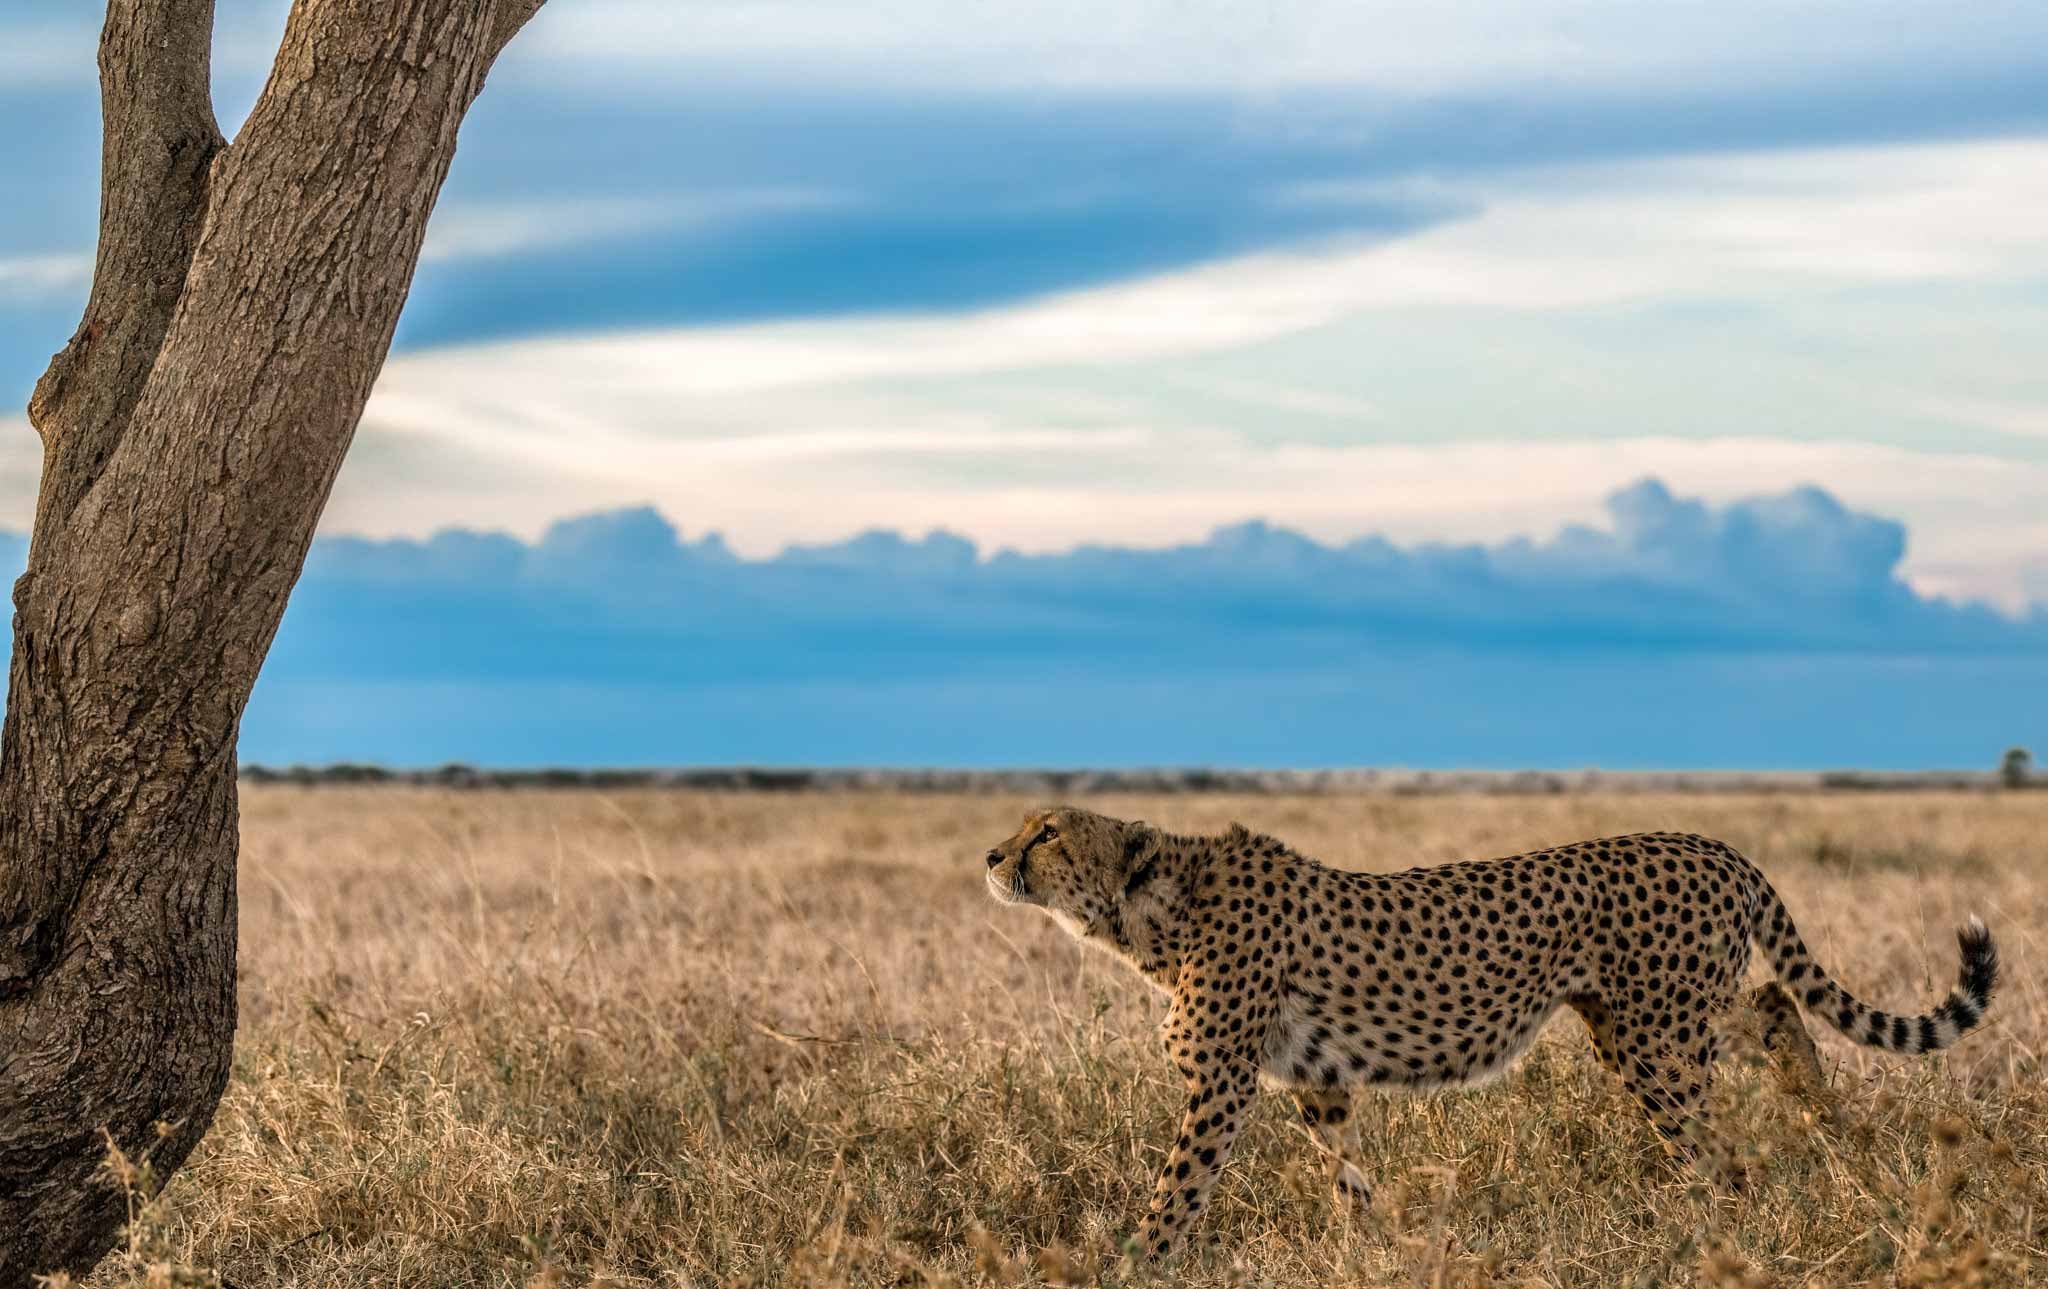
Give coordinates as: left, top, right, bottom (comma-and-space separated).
1752, 881, 1997, 1055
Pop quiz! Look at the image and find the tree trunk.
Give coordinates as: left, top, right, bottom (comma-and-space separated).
0, 1, 545, 1279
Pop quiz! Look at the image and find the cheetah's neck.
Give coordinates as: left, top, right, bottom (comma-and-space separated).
1093, 836, 1206, 990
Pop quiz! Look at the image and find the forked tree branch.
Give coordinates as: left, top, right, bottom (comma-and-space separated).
6, 0, 552, 999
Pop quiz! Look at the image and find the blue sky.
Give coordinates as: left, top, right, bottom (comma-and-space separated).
2, 2, 2046, 766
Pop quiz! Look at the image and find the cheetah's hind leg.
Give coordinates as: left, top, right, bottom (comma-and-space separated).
1605, 1017, 1719, 1163
1746, 981, 1833, 1111
1291, 1088, 1373, 1214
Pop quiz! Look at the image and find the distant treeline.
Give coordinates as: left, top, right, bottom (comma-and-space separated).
236, 765, 2038, 794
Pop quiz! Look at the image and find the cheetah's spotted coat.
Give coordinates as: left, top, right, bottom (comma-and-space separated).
983, 807, 1999, 1261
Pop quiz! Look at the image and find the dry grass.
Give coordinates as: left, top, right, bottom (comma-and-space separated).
84, 788, 2048, 1287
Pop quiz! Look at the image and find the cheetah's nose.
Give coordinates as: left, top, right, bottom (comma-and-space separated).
986, 849, 1003, 869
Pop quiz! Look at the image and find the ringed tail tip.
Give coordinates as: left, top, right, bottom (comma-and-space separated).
1958, 914, 1998, 1002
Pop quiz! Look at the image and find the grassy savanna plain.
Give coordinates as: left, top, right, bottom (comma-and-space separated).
87, 788, 2046, 1288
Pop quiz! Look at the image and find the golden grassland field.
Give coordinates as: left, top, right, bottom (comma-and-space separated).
85, 788, 2047, 1288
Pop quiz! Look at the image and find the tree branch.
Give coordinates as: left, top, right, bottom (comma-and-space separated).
26, 0, 224, 526
490, 0, 550, 65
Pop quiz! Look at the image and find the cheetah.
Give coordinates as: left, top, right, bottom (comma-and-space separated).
982, 806, 1998, 1261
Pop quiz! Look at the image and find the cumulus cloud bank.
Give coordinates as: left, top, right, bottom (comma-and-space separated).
245, 479, 2045, 768
273, 480, 2037, 695
4, 484, 2041, 767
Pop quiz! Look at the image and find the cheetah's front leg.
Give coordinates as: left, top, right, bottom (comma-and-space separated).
1132, 1051, 1260, 1263
1291, 1088, 1372, 1212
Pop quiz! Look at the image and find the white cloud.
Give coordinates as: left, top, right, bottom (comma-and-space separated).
420, 188, 853, 264
322, 422, 2048, 610
5, 137, 2043, 611
367, 266, 1333, 411
1158, 374, 1385, 422
0, 253, 91, 302
365, 137, 2048, 403
514, 0, 2048, 98
328, 136, 2048, 607
1915, 398, 2048, 442
11, 410, 2041, 612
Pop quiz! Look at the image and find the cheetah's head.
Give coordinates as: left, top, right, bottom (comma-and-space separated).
983, 806, 1161, 936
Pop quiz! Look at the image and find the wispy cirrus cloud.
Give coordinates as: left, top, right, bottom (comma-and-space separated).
0, 253, 90, 302
512, 0, 2048, 98
291, 136, 2048, 610
420, 188, 856, 264
1916, 398, 2048, 443
389, 136, 2048, 397
7, 137, 2042, 613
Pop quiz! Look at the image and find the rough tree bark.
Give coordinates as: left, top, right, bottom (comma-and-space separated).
0, 0, 546, 1279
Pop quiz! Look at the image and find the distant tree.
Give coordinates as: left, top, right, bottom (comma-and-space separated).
0, 1, 547, 1280
2003, 747, 2035, 789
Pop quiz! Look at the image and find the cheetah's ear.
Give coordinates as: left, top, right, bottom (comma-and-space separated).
1121, 822, 1161, 898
